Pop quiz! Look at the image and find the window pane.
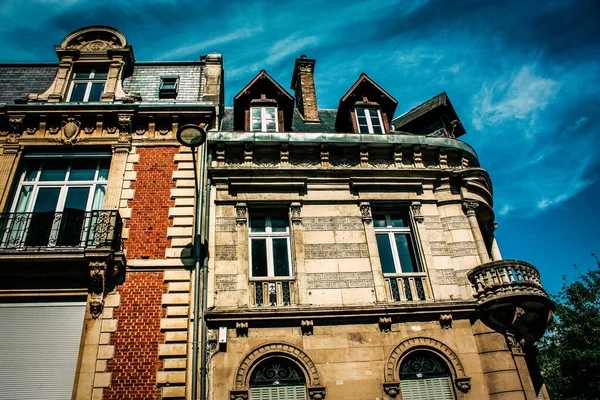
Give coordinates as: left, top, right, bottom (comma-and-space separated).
252, 121, 262, 131
98, 159, 110, 181
395, 234, 419, 273
356, 108, 366, 117
390, 214, 409, 227
265, 108, 276, 118
270, 215, 287, 232
32, 187, 60, 213
70, 83, 87, 102
23, 160, 40, 182
265, 121, 276, 132
369, 108, 379, 117
88, 83, 104, 101
250, 216, 266, 232
92, 70, 108, 79
376, 233, 396, 274
64, 187, 90, 211
272, 238, 290, 276
69, 159, 97, 181
14, 186, 33, 213
251, 108, 262, 118
358, 122, 370, 134
372, 124, 383, 134
373, 214, 387, 228
74, 70, 92, 79
92, 186, 106, 210
251, 239, 268, 277
39, 160, 68, 181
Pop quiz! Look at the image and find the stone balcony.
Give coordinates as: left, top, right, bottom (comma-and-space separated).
467, 260, 554, 342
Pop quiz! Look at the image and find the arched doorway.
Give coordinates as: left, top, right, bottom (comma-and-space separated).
249, 355, 307, 399
399, 350, 456, 400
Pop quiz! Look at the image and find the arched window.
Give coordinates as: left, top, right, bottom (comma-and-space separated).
400, 350, 456, 400
249, 356, 307, 399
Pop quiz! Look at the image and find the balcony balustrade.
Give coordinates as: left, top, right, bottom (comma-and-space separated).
250, 278, 297, 307
384, 273, 429, 302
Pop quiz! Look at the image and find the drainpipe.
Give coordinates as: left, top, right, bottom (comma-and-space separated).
200, 151, 212, 399
191, 141, 207, 400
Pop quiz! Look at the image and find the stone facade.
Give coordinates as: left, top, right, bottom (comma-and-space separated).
0, 25, 552, 400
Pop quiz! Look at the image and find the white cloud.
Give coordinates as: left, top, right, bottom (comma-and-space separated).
569, 116, 588, 131
472, 65, 558, 131
265, 35, 319, 65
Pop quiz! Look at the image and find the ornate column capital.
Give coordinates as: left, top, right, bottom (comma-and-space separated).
236, 203, 248, 226
359, 201, 372, 224
462, 200, 479, 216
410, 201, 424, 223
290, 201, 302, 226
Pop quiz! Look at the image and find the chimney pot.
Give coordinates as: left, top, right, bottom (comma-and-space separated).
291, 56, 319, 122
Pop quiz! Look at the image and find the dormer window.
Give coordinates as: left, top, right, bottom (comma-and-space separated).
251, 106, 278, 132
68, 68, 108, 102
356, 107, 383, 134
159, 76, 179, 98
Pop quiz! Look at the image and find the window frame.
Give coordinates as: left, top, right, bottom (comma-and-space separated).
250, 106, 279, 132
248, 214, 292, 278
67, 68, 108, 102
373, 212, 421, 275
355, 107, 384, 134
159, 76, 179, 98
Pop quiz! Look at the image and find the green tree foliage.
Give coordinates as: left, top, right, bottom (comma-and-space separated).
538, 255, 600, 400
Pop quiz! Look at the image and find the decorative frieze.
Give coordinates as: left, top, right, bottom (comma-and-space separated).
215, 274, 237, 291
215, 245, 237, 260
306, 272, 373, 289
429, 241, 449, 256
448, 241, 478, 257
434, 269, 458, 285
441, 216, 470, 230
302, 216, 363, 231
215, 217, 237, 232
304, 243, 369, 259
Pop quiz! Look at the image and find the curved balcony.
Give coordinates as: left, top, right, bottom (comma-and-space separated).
467, 260, 554, 341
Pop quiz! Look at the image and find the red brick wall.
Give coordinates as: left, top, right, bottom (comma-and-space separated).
104, 271, 166, 400
125, 147, 178, 260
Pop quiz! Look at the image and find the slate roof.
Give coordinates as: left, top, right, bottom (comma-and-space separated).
0, 61, 206, 104
0, 64, 57, 104
220, 107, 338, 133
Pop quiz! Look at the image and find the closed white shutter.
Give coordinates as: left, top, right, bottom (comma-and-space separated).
250, 385, 307, 400
400, 376, 455, 400
0, 301, 86, 400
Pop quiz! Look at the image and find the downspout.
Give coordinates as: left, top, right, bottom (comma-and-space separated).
200, 150, 212, 400
191, 140, 207, 400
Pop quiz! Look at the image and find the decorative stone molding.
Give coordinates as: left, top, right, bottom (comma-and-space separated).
216, 142, 226, 164
280, 143, 289, 164
236, 203, 248, 226
320, 144, 329, 166
411, 201, 424, 223
8, 115, 24, 133
236, 321, 248, 337
118, 113, 133, 144
439, 314, 453, 329
462, 200, 479, 216
505, 331, 525, 355
379, 317, 392, 332
230, 390, 249, 399
308, 386, 326, 400
301, 320, 314, 336
393, 145, 403, 167
89, 260, 109, 319
385, 337, 470, 393
455, 377, 472, 393
244, 143, 253, 164
360, 144, 369, 167
359, 201, 372, 224
290, 202, 302, 226
413, 146, 423, 167
383, 382, 400, 398
439, 149, 448, 168
234, 343, 321, 389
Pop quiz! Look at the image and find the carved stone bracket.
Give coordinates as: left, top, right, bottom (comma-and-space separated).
359, 202, 372, 225
230, 390, 248, 400
462, 200, 479, 216
236, 321, 248, 337
308, 386, 326, 400
236, 203, 248, 226
320, 144, 329, 166
383, 382, 400, 398
244, 143, 253, 165
216, 142, 226, 164
505, 331, 525, 355
440, 314, 453, 329
291, 202, 302, 226
360, 144, 369, 167
89, 260, 108, 319
411, 201, 424, 223
379, 317, 392, 332
413, 146, 423, 168
280, 143, 289, 165
8, 115, 24, 133
455, 377, 472, 393
301, 319, 314, 336
118, 113, 133, 144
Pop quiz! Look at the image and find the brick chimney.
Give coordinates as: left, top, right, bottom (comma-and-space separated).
291, 55, 319, 122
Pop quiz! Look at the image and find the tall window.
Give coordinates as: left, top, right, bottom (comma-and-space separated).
68, 68, 107, 102
356, 107, 383, 133
374, 212, 427, 301
249, 213, 293, 306
251, 107, 278, 132
249, 356, 307, 400
400, 351, 456, 400
4, 155, 110, 248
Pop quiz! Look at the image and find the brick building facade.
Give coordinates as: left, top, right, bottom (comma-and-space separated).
0, 26, 553, 400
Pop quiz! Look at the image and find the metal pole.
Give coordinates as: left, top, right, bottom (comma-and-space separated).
198, 143, 208, 400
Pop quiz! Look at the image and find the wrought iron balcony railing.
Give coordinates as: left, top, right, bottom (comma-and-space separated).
384, 273, 429, 302
250, 277, 297, 307
467, 260, 548, 304
0, 210, 123, 251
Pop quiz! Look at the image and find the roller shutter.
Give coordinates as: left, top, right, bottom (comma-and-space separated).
400, 376, 455, 400
250, 385, 307, 400
0, 301, 86, 400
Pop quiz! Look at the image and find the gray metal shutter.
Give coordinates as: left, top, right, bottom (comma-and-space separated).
400, 376, 456, 400
250, 385, 307, 400
0, 301, 86, 400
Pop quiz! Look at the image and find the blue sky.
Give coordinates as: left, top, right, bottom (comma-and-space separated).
1, 0, 599, 294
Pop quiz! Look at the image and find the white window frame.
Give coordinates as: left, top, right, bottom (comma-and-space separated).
159, 76, 179, 97
67, 68, 107, 102
355, 107, 384, 134
250, 106, 279, 132
374, 213, 421, 274
248, 214, 292, 277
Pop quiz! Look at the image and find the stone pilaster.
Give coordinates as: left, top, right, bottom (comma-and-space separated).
0, 144, 22, 211
463, 201, 491, 264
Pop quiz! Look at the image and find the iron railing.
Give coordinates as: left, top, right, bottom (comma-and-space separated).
250, 278, 296, 307
0, 210, 123, 251
384, 273, 429, 302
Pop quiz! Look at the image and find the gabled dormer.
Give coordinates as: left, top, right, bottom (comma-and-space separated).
26, 26, 136, 103
391, 92, 466, 138
335, 73, 398, 134
233, 70, 294, 132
